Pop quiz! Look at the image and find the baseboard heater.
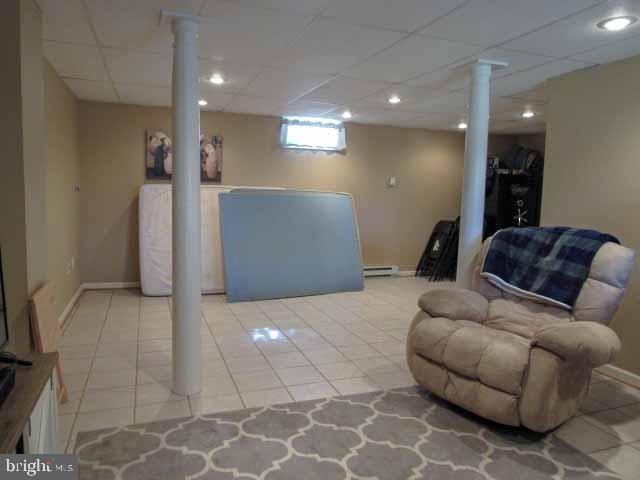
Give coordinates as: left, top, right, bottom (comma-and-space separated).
363, 265, 399, 278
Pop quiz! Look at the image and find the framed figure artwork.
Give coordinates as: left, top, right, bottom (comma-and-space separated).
146, 129, 223, 183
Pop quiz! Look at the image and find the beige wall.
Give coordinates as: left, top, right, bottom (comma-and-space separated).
0, 0, 48, 353
78, 102, 470, 283
45, 62, 81, 323
0, 12, 80, 352
543, 55, 640, 374
0, 0, 30, 353
21, 0, 47, 293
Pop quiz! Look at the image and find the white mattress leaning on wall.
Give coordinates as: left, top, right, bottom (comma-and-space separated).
138, 184, 282, 296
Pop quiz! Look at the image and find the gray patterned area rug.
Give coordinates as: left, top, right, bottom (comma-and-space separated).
75, 387, 619, 480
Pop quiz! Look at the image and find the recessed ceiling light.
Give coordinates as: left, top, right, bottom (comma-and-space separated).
209, 73, 225, 85
388, 95, 401, 104
198, 99, 208, 106
597, 16, 637, 31
458, 122, 468, 130
341, 110, 353, 119
522, 110, 535, 118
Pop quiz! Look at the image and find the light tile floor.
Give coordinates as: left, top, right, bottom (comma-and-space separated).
55, 277, 640, 479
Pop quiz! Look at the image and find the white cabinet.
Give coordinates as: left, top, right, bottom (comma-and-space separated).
22, 373, 57, 453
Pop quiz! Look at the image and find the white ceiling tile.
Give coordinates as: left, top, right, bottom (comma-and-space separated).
405, 59, 471, 91
504, 0, 640, 58
341, 107, 422, 126
508, 86, 550, 104
104, 48, 172, 87
283, 18, 403, 53
199, 60, 262, 93
63, 79, 118, 103
321, 0, 467, 33
300, 77, 389, 104
491, 59, 595, 97
491, 101, 546, 121
225, 95, 287, 116
37, 0, 95, 45
267, 47, 364, 75
489, 119, 522, 133
268, 18, 405, 74
479, 49, 557, 77
572, 32, 640, 64
401, 91, 469, 115
491, 117, 546, 133
346, 34, 481, 83
420, 0, 602, 48
394, 112, 462, 130
282, 101, 339, 117
198, 5, 312, 65
356, 84, 437, 109
38, 0, 608, 131
491, 96, 546, 116
409, 48, 555, 92
43, 42, 109, 81
244, 69, 333, 101
85, 0, 201, 53
115, 84, 171, 107
198, 91, 234, 111
204, 0, 331, 16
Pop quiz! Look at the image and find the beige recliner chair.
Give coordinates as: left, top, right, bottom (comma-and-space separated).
407, 238, 635, 432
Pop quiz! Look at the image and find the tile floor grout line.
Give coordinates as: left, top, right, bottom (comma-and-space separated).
613, 401, 640, 418
57, 293, 85, 452
580, 407, 640, 446
293, 317, 401, 390
259, 297, 380, 400
259, 301, 314, 404
201, 302, 246, 410
267, 299, 328, 402
132, 290, 142, 423
251, 298, 324, 403
588, 440, 632, 456
240, 331, 294, 402
64, 289, 114, 453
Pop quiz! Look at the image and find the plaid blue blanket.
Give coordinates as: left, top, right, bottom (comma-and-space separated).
481, 227, 619, 310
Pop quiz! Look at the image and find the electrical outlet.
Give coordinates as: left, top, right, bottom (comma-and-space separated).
387, 176, 397, 188
65, 257, 76, 275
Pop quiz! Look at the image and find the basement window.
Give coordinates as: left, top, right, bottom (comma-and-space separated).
280, 116, 346, 152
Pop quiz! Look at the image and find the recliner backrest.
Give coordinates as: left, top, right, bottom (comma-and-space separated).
472, 235, 635, 325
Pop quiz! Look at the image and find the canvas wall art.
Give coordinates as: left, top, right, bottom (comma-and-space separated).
146, 130, 172, 180
146, 129, 223, 183
200, 134, 223, 183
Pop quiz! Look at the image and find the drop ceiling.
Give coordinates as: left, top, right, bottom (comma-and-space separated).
38, 0, 640, 133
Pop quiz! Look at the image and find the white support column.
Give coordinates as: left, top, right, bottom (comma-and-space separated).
456, 61, 494, 288
171, 15, 202, 396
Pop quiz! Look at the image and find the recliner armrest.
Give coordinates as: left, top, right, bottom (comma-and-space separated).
532, 322, 621, 367
417, 288, 489, 323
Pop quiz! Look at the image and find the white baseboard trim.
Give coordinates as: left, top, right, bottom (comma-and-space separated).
56, 282, 141, 330
597, 364, 640, 389
58, 286, 83, 328
398, 270, 416, 277
81, 281, 141, 290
